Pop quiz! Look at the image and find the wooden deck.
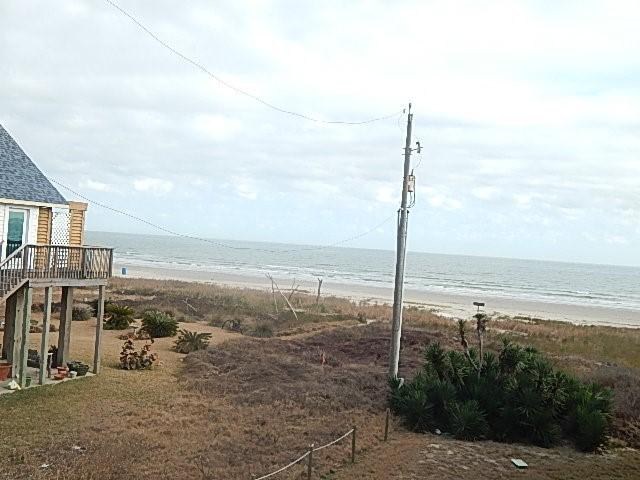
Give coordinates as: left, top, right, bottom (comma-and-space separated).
0, 244, 113, 302
1, 244, 112, 389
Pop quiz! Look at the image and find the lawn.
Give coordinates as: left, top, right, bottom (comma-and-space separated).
0, 278, 638, 479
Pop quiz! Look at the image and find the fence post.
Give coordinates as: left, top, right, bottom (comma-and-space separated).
384, 408, 390, 441
351, 426, 356, 464
307, 443, 314, 480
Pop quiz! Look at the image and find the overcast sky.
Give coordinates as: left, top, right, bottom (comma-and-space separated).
1, 1, 639, 266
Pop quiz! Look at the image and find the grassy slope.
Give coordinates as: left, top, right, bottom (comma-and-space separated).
0, 278, 638, 479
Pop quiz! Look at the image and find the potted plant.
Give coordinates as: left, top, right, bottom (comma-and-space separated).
68, 361, 90, 377
0, 363, 11, 381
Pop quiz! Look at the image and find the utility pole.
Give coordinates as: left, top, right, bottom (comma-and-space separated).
389, 103, 413, 379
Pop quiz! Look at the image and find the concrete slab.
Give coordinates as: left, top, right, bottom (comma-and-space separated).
0, 366, 94, 395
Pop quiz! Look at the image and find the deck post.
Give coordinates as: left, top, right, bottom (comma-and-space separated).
57, 286, 74, 366
39, 287, 53, 385
18, 287, 33, 388
1, 292, 17, 361
11, 287, 25, 378
93, 285, 105, 374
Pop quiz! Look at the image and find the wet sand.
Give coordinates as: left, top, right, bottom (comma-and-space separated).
113, 262, 640, 328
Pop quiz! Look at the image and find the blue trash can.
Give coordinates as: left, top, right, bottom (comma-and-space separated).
121, 267, 128, 275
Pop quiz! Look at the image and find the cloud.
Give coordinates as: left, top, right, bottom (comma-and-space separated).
232, 176, 257, 200
375, 185, 397, 205
133, 178, 174, 194
471, 186, 500, 201
193, 114, 241, 141
606, 235, 628, 245
0, 1, 639, 264
80, 179, 113, 192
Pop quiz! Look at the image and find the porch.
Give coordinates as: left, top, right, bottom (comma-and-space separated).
0, 244, 112, 390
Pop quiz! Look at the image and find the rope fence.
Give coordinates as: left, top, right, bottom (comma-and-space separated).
252, 409, 393, 480
253, 426, 358, 480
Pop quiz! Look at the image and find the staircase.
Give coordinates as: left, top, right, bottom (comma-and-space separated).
0, 244, 113, 303
0, 245, 29, 302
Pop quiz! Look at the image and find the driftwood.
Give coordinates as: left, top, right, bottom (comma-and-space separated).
266, 274, 279, 314
287, 278, 300, 303
458, 313, 489, 378
265, 274, 299, 322
183, 298, 198, 313
315, 277, 323, 310
475, 312, 488, 378
458, 319, 478, 371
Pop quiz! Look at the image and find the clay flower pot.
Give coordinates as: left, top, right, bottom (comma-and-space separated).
0, 364, 11, 381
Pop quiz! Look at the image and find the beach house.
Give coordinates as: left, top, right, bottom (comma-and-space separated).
0, 123, 113, 389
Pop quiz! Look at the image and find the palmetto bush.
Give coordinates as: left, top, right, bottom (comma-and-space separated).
173, 330, 212, 354
72, 305, 92, 321
141, 310, 178, 338
390, 340, 613, 451
104, 304, 135, 330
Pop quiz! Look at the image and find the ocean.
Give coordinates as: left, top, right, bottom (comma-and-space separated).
86, 231, 640, 317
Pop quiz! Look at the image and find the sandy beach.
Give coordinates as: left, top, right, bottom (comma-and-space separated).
113, 262, 640, 328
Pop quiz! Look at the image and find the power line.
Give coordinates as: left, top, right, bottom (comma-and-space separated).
104, 0, 401, 125
51, 179, 394, 254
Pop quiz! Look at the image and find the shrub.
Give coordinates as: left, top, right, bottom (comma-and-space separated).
390, 339, 613, 451
119, 339, 158, 370
449, 400, 489, 441
72, 305, 92, 321
88, 298, 113, 316
104, 304, 135, 330
174, 330, 212, 354
250, 323, 274, 338
141, 310, 178, 338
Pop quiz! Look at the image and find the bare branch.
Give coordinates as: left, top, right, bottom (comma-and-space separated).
315, 277, 323, 311
266, 274, 299, 322
183, 298, 197, 313
265, 273, 279, 315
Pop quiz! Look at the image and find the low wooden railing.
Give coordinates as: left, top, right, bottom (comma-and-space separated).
0, 244, 113, 300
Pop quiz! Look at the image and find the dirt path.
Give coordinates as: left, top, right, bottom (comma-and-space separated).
335, 431, 640, 480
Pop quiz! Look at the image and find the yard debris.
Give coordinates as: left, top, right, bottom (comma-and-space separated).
511, 458, 528, 469
72, 445, 87, 452
6, 380, 20, 390
39, 464, 50, 469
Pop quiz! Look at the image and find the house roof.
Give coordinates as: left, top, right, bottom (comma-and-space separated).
0, 123, 67, 206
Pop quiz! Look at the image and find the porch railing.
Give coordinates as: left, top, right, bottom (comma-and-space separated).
0, 244, 113, 300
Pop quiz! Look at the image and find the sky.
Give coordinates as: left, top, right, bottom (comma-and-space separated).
1, 0, 639, 266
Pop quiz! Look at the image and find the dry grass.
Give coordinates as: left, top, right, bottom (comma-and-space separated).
1, 278, 639, 479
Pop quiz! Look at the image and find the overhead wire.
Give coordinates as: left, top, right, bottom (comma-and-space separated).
51, 179, 395, 254
104, 0, 401, 125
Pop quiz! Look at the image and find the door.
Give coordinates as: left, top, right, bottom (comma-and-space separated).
6, 209, 27, 257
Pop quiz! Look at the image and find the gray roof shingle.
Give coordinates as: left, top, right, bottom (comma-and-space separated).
0, 123, 67, 206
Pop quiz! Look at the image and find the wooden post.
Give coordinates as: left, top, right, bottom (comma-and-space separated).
39, 287, 52, 385
93, 285, 105, 374
351, 426, 356, 464
11, 288, 25, 378
2, 292, 17, 361
384, 408, 390, 441
307, 444, 313, 480
18, 287, 33, 388
57, 286, 74, 366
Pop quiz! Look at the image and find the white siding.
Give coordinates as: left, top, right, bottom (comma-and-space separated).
26, 206, 39, 245
0, 203, 5, 246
